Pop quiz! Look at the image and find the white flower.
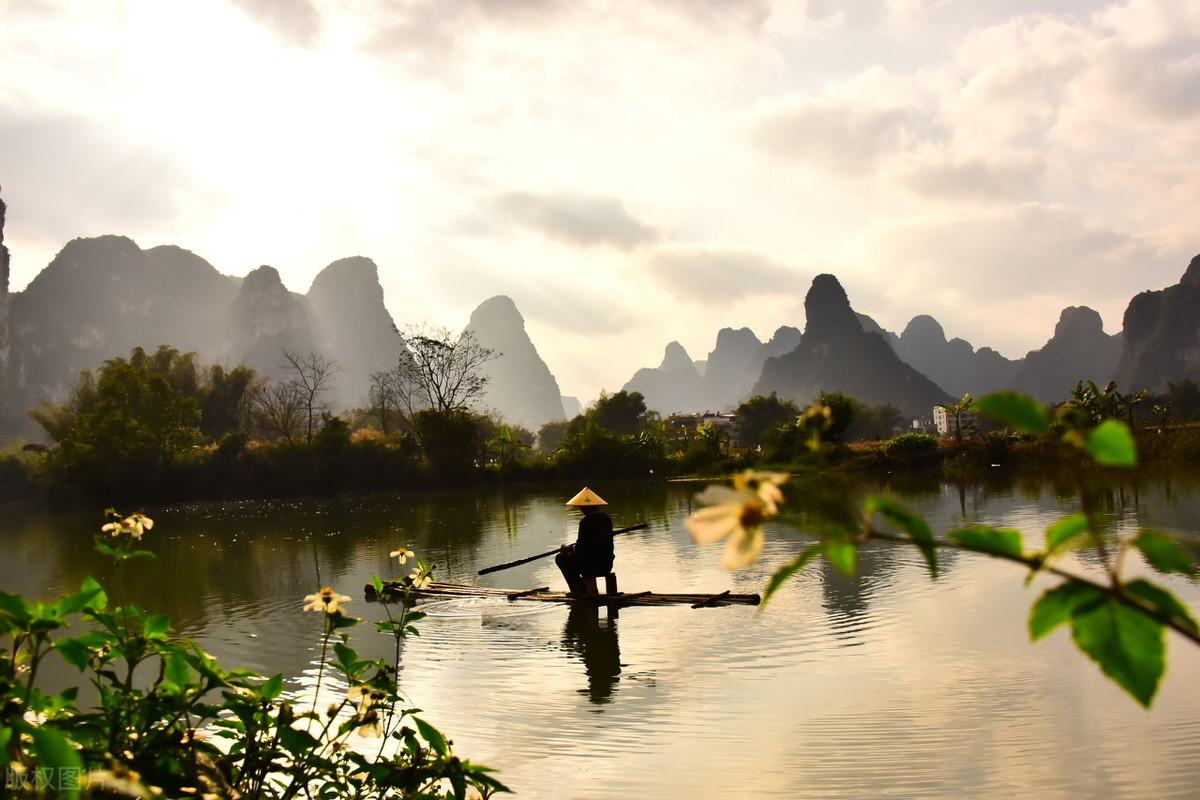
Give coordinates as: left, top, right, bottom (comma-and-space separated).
686, 471, 788, 571
389, 547, 415, 565
302, 587, 352, 614
100, 512, 154, 540
408, 568, 431, 590
732, 470, 788, 513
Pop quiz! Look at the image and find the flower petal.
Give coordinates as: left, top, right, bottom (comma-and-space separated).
720, 525, 764, 570
685, 505, 741, 544
694, 485, 751, 506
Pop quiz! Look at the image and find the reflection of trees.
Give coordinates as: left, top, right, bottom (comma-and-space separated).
819, 542, 900, 624
561, 605, 622, 704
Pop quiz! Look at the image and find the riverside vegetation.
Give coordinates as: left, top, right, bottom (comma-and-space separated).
5, 342, 1200, 505
1, 512, 507, 798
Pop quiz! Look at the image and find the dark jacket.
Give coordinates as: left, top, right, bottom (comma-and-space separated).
574, 511, 614, 575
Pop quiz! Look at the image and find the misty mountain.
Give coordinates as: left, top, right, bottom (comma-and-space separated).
1011, 306, 1121, 403
623, 341, 705, 415
894, 315, 1020, 399
224, 265, 316, 378
1113, 255, 1200, 393
702, 328, 762, 411
307, 257, 405, 410
561, 395, 582, 419
753, 274, 952, 416
9, 236, 240, 402
465, 295, 566, 431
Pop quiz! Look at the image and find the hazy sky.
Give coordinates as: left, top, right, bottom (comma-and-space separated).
1, 0, 1198, 403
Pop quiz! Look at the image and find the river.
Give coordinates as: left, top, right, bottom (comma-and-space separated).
5, 471, 1200, 799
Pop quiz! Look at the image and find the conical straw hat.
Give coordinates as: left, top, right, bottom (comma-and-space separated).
566, 487, 607, 507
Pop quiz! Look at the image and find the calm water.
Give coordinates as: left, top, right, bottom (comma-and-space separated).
5, 473, 1200, 799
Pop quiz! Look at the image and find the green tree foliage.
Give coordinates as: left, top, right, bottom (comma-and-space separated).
585, 390, 650, 435
883, 432, 938, 460
734, 392, 799, 448
31, 346, 206, 493
537, 419, 570, 453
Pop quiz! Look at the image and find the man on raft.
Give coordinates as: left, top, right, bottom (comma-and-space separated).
556, 487, 614, 596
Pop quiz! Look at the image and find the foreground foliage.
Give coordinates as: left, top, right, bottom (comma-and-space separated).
688, 390, 1200, 708
0, 514, 506, 799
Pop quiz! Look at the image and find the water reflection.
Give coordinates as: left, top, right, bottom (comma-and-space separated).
561, 604, 622, 704
4, 472, 1200, 799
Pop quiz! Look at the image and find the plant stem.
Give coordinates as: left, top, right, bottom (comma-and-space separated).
865, 528, 1200, 646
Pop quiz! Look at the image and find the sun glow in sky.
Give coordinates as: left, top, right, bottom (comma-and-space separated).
2, 0, 1199, 402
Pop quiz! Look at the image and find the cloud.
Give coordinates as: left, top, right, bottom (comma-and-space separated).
895, 150, 1044, 202
231, 0, 321, 46
748, 93, 934, 174
490, 191, 660, 250
0, 107, 207, 268
644, 244, 807, 304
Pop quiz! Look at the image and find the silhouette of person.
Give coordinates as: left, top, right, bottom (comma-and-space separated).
556, 487, 614, 595
561, 604, 621, 704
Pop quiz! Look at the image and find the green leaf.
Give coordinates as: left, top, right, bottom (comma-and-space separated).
1046, 514, 1090, 552
974, 392, 1050, 435
413, 717, 448, 756
0, 727, 11, 767
1070, 594, 1164, 707
864, 496, 937, 577
822, 539, 857, 577
80, 577, 107, 611
259, 673, 284, 701
279, 726, 320, 755
0, 591, 33, 626
948, 526, 1023, 558
54, 638, 92, 671
371, 575, 384, 594
333, 642, 359, 677
165, 649, 191, 688
1029, 581, 1105, 640
762, 543, 822, 606
55, 584, 105, 616
143, 615, 170, 639
30, 725, 84, 799
1133, 531, 1196, 576
1084, 420, 1137, 467
1124, 579, 1199, 636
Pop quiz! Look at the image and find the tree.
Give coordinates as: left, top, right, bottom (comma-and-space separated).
368, 369, 402, 435
281, 349, 339, 444
734, 393, 800, 449
587, 390, 650, 435
391, 326, 497, 419
538, 419, 570, 453
201, 364, 259, 439
253, 381, 307, 443
490, 424, 533, 470
30, 346, 203, 491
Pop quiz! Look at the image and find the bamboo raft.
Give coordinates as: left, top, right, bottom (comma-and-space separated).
365, 580, 760, 609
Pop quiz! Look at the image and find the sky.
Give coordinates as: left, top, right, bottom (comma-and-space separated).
1, 0, 1198, 404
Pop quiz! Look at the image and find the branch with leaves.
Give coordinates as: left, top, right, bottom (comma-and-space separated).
687, 391, 1199, 708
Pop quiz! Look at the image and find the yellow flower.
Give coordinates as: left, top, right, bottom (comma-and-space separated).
347, 685, 372, 713
302, 587, 351, 614
389, 547, 415, 565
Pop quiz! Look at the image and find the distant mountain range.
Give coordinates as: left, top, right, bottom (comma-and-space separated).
622, 259, 1198, 416
1, 191, 1199, 438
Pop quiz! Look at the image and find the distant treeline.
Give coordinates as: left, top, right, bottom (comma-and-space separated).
4, 344, 1200, 504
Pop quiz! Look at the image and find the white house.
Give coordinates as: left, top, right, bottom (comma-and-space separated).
933, 406, 978, 437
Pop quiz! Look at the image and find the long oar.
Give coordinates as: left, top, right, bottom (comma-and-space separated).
477, 522, 650, 576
